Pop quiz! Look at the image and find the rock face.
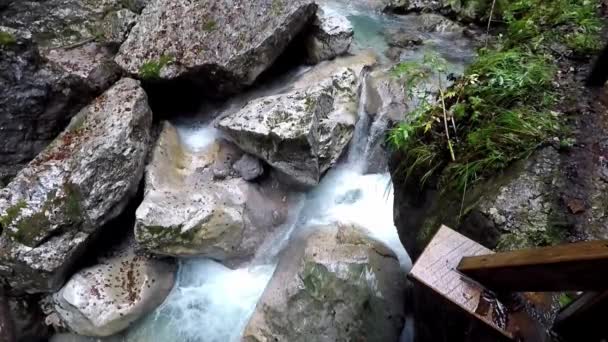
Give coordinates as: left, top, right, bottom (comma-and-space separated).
0, 78, 152, 293
391, 148, 566, 260
135, 122, 293, 261
54, 243, 175, 337
115, 0, 317, 94
383, 0, 499, 22
216, 67, 361, 186
0, 0, 142, 183
306, 8, 354, 64
243, 223, 406, 342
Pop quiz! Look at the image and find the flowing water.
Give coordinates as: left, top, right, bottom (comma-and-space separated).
57, 3, 475, 341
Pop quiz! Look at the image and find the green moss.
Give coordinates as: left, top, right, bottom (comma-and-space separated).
0, 200, 27, 229
271, 0, 284, 15
0, 31, 16, 46
12, 212, 51, 246
202, 19, 217, 32
558, 293, 576, 308
138, 55, 173, 80
6, 183, 84, 246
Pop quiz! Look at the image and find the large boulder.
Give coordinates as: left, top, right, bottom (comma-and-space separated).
0, 0, 143, 183
243, 223, 407, 342
54, 242, 175, 337
135, 122, 293, 261
216, 53, 376, 186
0, 78, 152, 293
306, 8, 354, 64
115, 0, 317, 94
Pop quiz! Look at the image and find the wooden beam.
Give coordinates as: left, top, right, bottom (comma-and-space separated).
457, 240, 608, 291
553, 291, 608, 341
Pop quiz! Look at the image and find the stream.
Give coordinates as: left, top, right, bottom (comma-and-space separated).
53, 2, 475, 341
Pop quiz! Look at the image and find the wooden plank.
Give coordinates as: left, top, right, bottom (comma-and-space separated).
457, 240, 608, 291
410, 225, 548, 341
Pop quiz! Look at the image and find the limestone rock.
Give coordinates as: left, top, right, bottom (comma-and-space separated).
0, 78, 152, 293
233, 154, 264, 181
306, 8, 354, 64
385, 28, 423, 48
383, 0, 498, 22
54, 244, 175, 337
243, 223, 406, 342
216, 67, 361, 186
0, 0, 142, 182
135, 122, 292, 261
115, 0, 317, 94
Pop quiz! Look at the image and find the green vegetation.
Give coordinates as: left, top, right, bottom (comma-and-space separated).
202, 19, 218, 32
389, 0, 602, 193
138, 55, 174, 80
0, 31, 16, 46
502, 0, 603, 54
0, 200, 27, 229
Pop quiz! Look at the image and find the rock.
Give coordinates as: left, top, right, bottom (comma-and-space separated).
417, 13, 465, 34
115, 0, 317, 94
0, 291, 15, 342
391, 148, 566, 260
385, 28, 423, 48
243, 223, 406, 342
135, 122, 293, 261
0, 78, 152, 293
0, 0, 142, 183
233, 154, 264, 181
7, 294, 50, 341
306, 8, 354, 64
100, 9, 139, 45
0, 28, 95, 185
54, 243, 175, 337
216, 65, 363, 186
383, 0, 497, 22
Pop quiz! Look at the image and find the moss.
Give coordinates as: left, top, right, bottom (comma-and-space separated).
0, 31, 16, 46
0, 200, 27, 229
138, 55, 173, 80
6, 183, 84, 246
271, 0, 284, 15
202, 19, 217, 32
12, 212, 51, 246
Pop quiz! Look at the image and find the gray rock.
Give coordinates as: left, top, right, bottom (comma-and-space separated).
8, 295, 50, 341
135, 122, 293, 261
115, 0, 317, 94
101, 9, 139, 45
306, 8, 354, 64
383, 0, 497, 22
385, 28, 423, 48
0, 78, 153, 293
216, 64, 367, 186
233, 154, 264, 181
243, 223, 406, 342
0, 0, 140, 183
417, 13, 465, 34
54, 243, 175, 337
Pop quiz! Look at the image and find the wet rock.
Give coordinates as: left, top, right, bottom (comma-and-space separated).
233, 154, 264, 181
383, 0, 497, 22
0, 78, 152, 293
385, 28, 423, 48
306, 8, 354, 64
54, 243, 175, 337
135, 122, 292, 261
417, 13, 465, 34
217, 66, 363, 186
243, 223, 406, 342
115, 0, 317, 94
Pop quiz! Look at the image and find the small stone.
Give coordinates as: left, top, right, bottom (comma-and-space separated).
233, 154, 264, 181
